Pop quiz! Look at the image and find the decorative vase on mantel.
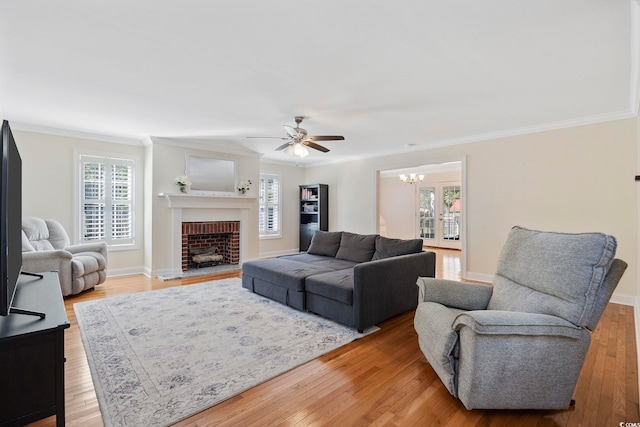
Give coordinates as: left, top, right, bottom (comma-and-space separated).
178, 184, 187, 194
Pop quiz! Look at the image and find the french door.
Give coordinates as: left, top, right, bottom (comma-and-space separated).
418, 182, 462, 250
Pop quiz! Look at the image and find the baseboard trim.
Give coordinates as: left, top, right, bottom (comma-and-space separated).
610, 292, 638, 307
107, 266, 147, 278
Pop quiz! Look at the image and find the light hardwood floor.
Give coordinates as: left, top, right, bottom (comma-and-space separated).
28, 248, 639, 426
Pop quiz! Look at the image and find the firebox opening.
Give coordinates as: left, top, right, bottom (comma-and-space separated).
181, 221, 240, 272
190, 246, 224, 268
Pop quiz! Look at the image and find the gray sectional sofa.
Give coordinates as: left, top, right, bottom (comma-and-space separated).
242, 231, 436, 332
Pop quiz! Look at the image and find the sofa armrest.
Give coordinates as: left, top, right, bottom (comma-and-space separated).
353, 251, 436, 331
454, 310, 584, 339
417, 277, 493, 311
22, 250, 72, 273
66, 242, 108, 258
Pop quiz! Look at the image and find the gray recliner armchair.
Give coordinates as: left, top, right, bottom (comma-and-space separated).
414, 226, 627, 410
21, 217, 108, 296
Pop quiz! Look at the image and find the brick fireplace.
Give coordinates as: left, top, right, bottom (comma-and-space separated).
181, 221, 240, 271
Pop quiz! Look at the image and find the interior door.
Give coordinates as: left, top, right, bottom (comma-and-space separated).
418, 182, 461, 249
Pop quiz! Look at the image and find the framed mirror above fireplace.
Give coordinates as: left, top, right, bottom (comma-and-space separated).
186, 155, 236, 196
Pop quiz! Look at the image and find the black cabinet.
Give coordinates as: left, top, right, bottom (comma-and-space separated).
0, 272, 69, 427
299, 184, 328, 251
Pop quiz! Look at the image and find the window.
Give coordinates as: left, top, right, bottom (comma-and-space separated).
79, 154, 135, 246
259, 173, 281, 237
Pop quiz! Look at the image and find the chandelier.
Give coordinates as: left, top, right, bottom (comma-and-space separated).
399, 173, 424, 184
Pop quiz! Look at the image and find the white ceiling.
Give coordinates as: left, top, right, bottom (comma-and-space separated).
1, 0, 638, 166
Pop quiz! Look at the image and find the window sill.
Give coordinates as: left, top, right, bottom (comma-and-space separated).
259, 234, 282, 240
106, 243, 140, 252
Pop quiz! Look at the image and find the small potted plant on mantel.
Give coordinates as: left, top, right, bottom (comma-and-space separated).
237, 180, 252, 195
175, 175, 191, 194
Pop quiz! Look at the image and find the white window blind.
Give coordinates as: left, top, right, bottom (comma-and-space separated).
80, 155, 135, 246
259, 173, 280, 237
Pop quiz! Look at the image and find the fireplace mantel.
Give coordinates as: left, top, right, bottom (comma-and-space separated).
159, 193, 256, 275
159, 193, 257, 209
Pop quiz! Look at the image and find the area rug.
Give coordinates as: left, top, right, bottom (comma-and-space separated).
74, 278, 377, 427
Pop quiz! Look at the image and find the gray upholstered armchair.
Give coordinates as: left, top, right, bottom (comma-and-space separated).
21, 217, 108, 296
414, 226, 627, 410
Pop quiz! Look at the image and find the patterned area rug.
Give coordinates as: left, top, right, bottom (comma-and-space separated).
75, 278, 376, 427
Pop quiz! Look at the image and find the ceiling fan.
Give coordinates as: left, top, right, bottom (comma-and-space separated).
248, 116, 344, 157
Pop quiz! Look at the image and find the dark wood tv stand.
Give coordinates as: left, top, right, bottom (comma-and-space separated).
0, 272, 69, 427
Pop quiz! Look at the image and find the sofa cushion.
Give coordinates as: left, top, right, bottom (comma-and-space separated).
280, 253, 358, 271
305, 270, 355, 305
22, 217, 55, 251
335, 232, 377, 263
242, 258, 334, 292
44, 219, 72, 249
307, 230, 343, 257
371, 236, 423, 260
280, 253, 334, 263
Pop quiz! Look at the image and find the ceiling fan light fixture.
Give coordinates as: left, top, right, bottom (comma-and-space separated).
293, 142, 309, 158
284, 142, 309, 158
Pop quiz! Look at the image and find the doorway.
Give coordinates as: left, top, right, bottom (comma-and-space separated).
377, 159, 464, 258
418, 182, 461, 250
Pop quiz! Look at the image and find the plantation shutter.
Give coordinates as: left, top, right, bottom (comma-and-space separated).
80, 155, 135, 246
110, 162, 134, 242
81, 159, 106, 240
259, 174, 280, 237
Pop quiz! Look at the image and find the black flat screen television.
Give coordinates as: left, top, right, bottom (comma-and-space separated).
0, 120, 23, 316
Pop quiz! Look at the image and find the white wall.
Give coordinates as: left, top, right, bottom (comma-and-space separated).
304, 159, 375, 234
259, 161, 306, 257
305, 118, 638, 298
379, 177, 416, 239
14, 130, 146, 275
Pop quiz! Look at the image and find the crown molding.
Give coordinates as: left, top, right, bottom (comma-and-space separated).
9, 122, 146, 146
304, 109, 637, 169
150, 136, 262, 159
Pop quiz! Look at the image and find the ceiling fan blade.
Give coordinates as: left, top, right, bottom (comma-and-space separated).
283, 125, 298, 138
303, 141, 330, 153
275, 142, 292, 151
246, 136, 289, 140
305, 135, 345, 141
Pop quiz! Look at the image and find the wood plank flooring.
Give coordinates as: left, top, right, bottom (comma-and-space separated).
28, 249, 639, 426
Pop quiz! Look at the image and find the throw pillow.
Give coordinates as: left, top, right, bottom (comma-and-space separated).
371, 236, 423, 260
335, 232, 377, 263
307, 230, 343, 257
